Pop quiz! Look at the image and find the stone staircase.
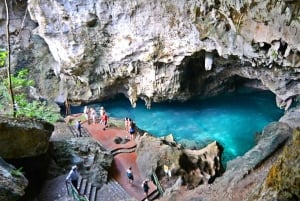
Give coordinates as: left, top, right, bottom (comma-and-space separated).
77, 176, 132, 201
68, 125, 91, 137
96, 178, 132, 201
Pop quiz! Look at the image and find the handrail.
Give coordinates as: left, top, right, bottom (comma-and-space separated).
152, 171, 164, 196
66, 181, 89, 201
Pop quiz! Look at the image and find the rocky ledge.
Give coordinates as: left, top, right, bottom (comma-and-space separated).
157, 120, 298, 201
0, 116, 54, 159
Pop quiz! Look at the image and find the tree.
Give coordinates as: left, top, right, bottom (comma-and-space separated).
4, 0, 16, 117
1, 69, 61, 123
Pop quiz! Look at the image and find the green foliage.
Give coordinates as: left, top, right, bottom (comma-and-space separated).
0, 69, 61, 123
10, 167, 24, 178
0, 50, 7, 67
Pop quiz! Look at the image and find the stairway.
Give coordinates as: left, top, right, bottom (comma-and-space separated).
96, 178, 132, 201
69, 123, 160, 201
77, 176, 133, 201
77, 176, 98, 201
68, 125, 90, 137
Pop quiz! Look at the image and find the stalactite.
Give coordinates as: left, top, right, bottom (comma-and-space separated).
205, 52, 213, 71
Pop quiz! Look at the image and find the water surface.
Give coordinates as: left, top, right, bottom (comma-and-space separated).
69, 88, 283, 164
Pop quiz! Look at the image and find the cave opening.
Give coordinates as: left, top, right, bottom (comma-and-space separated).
67, 80, 284, 165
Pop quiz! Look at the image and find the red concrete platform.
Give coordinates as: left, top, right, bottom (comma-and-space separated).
82, 119, 157, 201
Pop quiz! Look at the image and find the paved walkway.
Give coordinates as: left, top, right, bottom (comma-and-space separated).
81, 118, 157, 201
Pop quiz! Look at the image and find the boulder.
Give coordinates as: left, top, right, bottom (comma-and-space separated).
49, 137, 113, 188
279, 106, 300, 129
0, 116, 54, 159
0, 157, 28, 201
136, 133, 223, 190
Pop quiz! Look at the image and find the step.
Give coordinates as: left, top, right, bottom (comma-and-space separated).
146, 189, 160, 201
96, 179, 132, 201
79, 178, 87, 195
85, 182, 92, 199
90, 186, 97, 201
68, 126, 90, 137
77, 176, 83, 190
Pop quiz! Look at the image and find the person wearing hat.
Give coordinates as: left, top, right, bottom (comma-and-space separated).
75, 120, 82, 137
66, 165, 79, 190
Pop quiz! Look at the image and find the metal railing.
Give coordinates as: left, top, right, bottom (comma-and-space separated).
152, 171, 164, 196
66, 181, 89, 201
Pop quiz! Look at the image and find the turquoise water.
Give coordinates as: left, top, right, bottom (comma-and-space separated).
69, 89, 283, 164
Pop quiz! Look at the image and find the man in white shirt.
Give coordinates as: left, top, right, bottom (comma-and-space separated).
66, 165, 79, 190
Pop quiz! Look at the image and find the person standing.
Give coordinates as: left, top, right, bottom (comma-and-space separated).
142, 180, 150, 199
75, 120, 82, 137
101, 112, 109, 130
126, 167, 134, 184
91, 108, 97, 124
66, 165, 79, 191
99, 106, 105, 117
83, 106, 90, 121
129, 124, 135, 140
124, 117, 130, 132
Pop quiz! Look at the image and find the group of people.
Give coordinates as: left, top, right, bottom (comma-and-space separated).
126, 166, 150, 199
83, 106, 109, 130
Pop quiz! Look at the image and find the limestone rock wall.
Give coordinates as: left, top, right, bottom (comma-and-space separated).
247, 128, 300, 201
0, 0, 299, 107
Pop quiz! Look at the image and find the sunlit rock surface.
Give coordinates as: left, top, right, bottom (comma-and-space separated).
0, 0, 299, 107
136, 133, 223, 190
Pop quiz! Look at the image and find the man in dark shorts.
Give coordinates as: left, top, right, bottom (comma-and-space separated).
126, 167, 134, 184
129, 125, 135, 140
142, 180, 150, 198
75, 120, 82, 137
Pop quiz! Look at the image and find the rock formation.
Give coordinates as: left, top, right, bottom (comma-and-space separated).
0, 117, 52, 201
49, 122, 113, 187
0, 157, 28, 201
157, 121, 293, 201
0, 0, 299, 107
1, 0, 300, 200
0, 116, 54, 159
135, 133, 223, 190
246, 128, 300, 201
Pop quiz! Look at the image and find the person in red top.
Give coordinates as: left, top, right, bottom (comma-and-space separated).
101, 112, 109, 130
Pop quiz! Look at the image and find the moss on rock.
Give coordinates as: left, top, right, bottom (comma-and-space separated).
265, 128, 300, 200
